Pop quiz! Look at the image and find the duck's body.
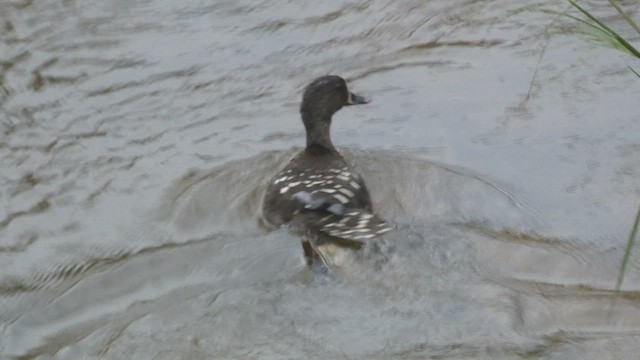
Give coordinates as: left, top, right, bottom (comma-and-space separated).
263, 150, 369, 223
261, 76, 392, 265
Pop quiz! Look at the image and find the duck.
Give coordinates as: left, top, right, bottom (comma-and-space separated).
261, 75, 392, 266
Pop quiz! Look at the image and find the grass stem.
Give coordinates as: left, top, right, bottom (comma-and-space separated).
568, 0, 640, 58
615, 204, 640, 292
607, 0, 640, 34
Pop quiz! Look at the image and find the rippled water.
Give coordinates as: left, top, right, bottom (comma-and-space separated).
2, 0, 640, 358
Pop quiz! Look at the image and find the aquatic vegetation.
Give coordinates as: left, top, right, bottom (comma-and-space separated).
567, 0, 640, 77
616, 204, 640, 292
566, 1, 639, 292
567, 0, 640, 292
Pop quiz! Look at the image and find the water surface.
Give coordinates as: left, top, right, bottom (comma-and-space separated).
1, 0, 640, 358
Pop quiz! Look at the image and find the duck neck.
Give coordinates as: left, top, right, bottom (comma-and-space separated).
302, 112, 336, 154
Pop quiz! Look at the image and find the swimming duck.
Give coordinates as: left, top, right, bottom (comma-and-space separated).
261, 75, 392, 266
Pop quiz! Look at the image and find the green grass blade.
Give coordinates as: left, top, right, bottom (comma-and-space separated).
568, 0, 640, 58
615, 204, 640, 292
565, 12, 612, 34
607, 0, 640, 34
630, 66, 640, 78
569, 0, 619, 36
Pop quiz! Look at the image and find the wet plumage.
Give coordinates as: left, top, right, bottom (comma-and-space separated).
261, 75, 392, 265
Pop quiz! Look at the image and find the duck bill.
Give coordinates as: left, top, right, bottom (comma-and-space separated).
347, 91, 370, 105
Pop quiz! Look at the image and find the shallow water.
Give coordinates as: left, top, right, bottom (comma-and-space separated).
1, 0, 640, 358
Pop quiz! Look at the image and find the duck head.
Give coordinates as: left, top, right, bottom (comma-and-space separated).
299, 75, 369, 153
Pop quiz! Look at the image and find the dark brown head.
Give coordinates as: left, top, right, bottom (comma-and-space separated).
300, 75, 368, 116
299, 75, 368, 152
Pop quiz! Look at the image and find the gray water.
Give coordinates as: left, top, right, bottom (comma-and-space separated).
2, 0, 640, 359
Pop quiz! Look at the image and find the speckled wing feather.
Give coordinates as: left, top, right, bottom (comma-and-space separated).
264, 155, 393, 242
269, 164, 371, 211
309, 208, 393, 241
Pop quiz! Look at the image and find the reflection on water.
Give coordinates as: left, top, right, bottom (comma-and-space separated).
1, 0, 639, 359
